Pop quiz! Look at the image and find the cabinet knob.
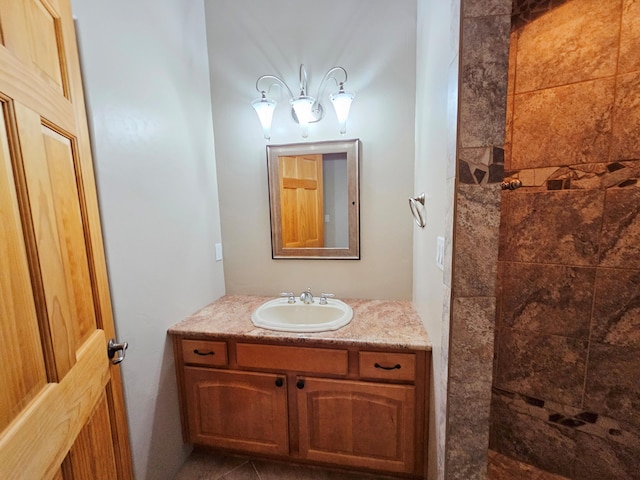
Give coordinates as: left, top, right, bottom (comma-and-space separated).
296, 379, 305, 389
275, 378, 284, 387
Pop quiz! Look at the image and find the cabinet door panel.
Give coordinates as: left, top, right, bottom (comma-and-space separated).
184, 367, 288, 455
297, 377, 416, 474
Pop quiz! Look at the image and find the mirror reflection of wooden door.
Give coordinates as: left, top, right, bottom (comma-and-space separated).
279, 154, 324, 248
0, 0, 134, 478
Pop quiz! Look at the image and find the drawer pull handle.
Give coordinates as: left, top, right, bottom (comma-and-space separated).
296, 379, 305, 389
193, 349, 215, 356
275, 378, 284, 387
374, 363, 401, 371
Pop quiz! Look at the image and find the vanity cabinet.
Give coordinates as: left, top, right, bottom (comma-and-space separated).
173, 336, 429, 478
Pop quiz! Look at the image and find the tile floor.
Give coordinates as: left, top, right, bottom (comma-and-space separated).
174, 449, 570, 480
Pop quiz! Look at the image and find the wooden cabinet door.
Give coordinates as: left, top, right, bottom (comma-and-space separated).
184, 367, 289, 456
0, 0, 133, 478
297, 377, 416, 474
279, 154, 324, 248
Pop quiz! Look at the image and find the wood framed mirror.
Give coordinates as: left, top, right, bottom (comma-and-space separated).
267, 139, 360, 259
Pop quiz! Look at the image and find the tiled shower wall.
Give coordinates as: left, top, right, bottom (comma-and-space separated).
489, 0, 640, 479
445, 0, 510, 478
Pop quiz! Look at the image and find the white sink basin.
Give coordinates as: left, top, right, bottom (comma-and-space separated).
251, 297, 353, 332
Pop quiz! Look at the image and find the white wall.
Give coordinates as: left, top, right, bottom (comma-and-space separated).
414, 1, 460, 479
67, 0, 458, 477
205, 0, 417, 300
71, 0, 226, 478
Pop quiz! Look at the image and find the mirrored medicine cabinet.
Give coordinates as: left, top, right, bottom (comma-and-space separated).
266, 139, 360, 259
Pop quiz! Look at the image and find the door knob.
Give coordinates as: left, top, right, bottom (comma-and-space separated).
107, 338, 128, 365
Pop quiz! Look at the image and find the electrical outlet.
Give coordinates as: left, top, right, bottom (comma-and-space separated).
436, 236, 445, 271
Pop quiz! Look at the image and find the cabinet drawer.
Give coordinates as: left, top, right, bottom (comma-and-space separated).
237, 343, 348, 375
182, 339, 227, 366
359, 351, 415, 382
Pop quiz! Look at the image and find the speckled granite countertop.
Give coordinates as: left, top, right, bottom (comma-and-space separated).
168, 295, 431, 351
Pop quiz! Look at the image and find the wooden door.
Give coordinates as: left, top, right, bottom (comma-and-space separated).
297, 377, 416, 474
279, 154, 324, 248
0, 0, 133, 478
183, 367, 289, 456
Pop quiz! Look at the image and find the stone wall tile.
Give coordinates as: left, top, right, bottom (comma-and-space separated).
447, 297, 496, 480
489, 393, 577, 478
584, 343, 640, 427
592, 268, 640, 348
446, 392, 490, 480
458, 146, 505, 186
619, 0, 640, 74
511, 79, 615, 169
511, 0, 571, 30
499, 190, 604, 265
453, 185, 501, 296
599, 186, 640, 268
459, 14, 510, 148
463, 0, 512, 18
450, 297, 496, 391
499, 262, 595, 338
504, 93, 514, 171
574, 431, 640, 480
495, 328, 588, 406
513, 161, 640, 191
610, 71, 640, 161
497, 190, 510, 255
490, 387, 640, 449
514, 0, 621, 93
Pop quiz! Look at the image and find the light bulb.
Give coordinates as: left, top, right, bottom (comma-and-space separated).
251, 94, 276, 140
330, 87, 355, 135
290, 96, 315, 138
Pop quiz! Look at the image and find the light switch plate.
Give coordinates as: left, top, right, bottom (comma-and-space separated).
215, 243, 223, 262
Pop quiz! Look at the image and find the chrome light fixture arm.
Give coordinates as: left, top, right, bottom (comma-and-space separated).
314, 66, 348, 101
255, 74, 295, 100
298, 64, 309, 96
294, 64, 323, 124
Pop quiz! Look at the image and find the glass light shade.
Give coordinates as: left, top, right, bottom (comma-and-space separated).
329, 90, 355, 134
252, 96, 276, 140
290, 96, 315, 138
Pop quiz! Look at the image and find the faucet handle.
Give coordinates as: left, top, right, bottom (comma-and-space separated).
280, 292, 295, 304
319, 293, 334, 305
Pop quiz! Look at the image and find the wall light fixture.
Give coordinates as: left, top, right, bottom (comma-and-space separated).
252, 64, 355, 140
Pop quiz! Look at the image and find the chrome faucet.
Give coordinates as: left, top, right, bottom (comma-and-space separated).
299, 288, 314, 304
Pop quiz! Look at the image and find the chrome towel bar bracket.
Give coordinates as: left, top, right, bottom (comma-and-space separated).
409, 193, 426, 228
501, 178, 522, 190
